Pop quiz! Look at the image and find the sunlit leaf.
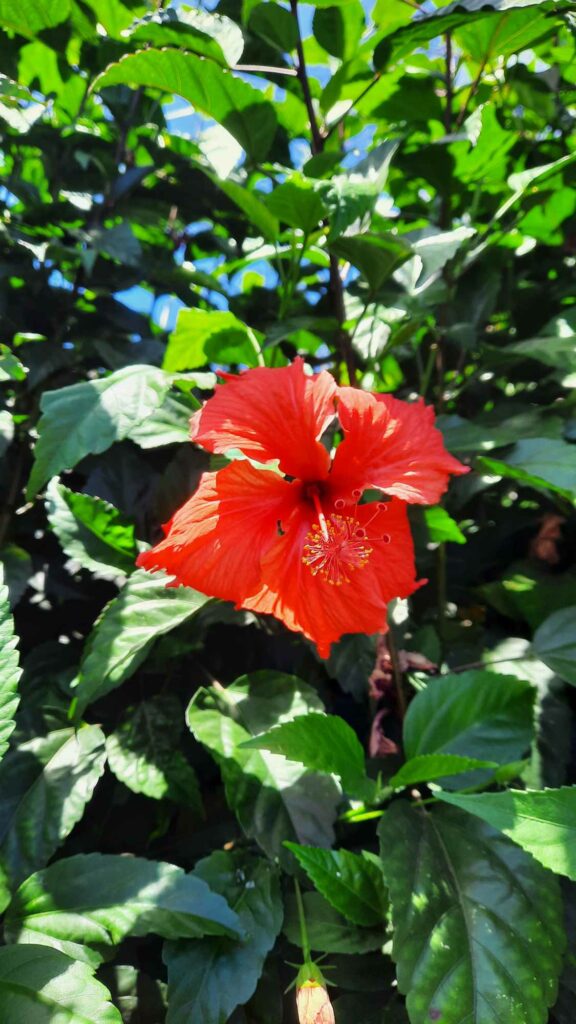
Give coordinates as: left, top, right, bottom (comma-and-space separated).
94, 50, 277, 161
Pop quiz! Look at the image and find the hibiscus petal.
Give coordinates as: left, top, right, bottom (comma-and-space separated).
329, 388, 468, 505
190, 358, 336, 481
244, 498, 420, 658
136, 461, 300, 605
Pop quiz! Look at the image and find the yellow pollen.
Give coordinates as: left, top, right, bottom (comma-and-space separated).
302, 514, 373, 585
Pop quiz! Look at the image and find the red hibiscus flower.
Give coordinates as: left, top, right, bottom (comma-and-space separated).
136, 359, 467, 657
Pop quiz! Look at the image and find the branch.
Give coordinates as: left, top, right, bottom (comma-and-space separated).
455, 55, 488, 129
324, 72, 381, 143
329, 254, 357, 385
233, 64, 297, 77
289, 0, 323, 155
444, 31, 453, 135
289, 0, 358, 384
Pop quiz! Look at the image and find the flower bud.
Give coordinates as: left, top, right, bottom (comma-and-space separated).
296, 979, 335, 1024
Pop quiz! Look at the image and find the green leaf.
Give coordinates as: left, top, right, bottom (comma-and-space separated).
248, 2, 298, 51
87, 222, 142, 268
209, 176, 280, 241
0, 545, 32, 608
397, 226, 475, 297
123, 393, 194, 448
73, 570, 210, 715
0, 410, 14, 459
533, 607, 576, 685
128, 5, 242, 65
106, 694, 202, 809
0, 0, 70, 38
241, 712, 374, 799
0, 726, 106, 910
283, 890, 384, 954
266, 175, 326, 235
0, 944, 121, 1024
324, 633, 377, 699
0, 344, 27, 382
438, 788, 576, 881
496, 151, 576, 221
27, 366, 173, 499
45, 479, 139, 579
313, 1, 365, 60
126, 387, 209, 449
480, 571, 576, 631
186, 673, 340, 862
380, 802, 565, 1024
436, 412, 545, 454
403, 670, 536, 769
374, 0, 569, 67
5, 852, 243, 965
387, 753, 498, 790
163, 308, 262, 372
164, 851, 282, 1024
0, 566, 21, 763
79, 0, 138, 38
497, 335, 576, 373
422, 507, 466, 545
330, 234, 412, 292
94, 50, 277, 162
479, 438, 576, 501
284, 844, 387, 926
318, 141, 400, 240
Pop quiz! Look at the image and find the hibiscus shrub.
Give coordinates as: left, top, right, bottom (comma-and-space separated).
1, 1, 576, 1021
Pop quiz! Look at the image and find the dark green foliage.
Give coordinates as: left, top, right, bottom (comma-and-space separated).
1, 0, 576, 1020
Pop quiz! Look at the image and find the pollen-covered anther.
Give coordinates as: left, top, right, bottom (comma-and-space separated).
302, 514, 373, 585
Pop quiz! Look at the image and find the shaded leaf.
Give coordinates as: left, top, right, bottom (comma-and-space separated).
248, 2, 298, 51
73, 570, 210, 715
0, 726, 106, 910
387, 753, 498, 790
330, 234, 412, 293
106, 694, 202, 808
479, 438, 576, 501
186, 673, 340, 862
533, 607, 576, 686
283, 890, 384, 954
27, 366, 173, 499
403, 670, 536, 769
0, 944, 121, 1024
380, 802, 565, 1024
266, 176, 326, 235
164, 850, 282, 1024
5, 852, 243, 965
313, 1, 365, 61
324, 633, 377, 700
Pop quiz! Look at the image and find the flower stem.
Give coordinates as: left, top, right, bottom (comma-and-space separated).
294, 879, 311, 963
